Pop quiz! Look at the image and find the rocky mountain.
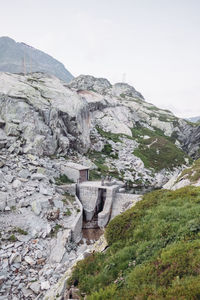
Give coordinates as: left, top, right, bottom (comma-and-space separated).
0, 71, 200, 299
0, 71, 199, 191
0, 36, 73, 82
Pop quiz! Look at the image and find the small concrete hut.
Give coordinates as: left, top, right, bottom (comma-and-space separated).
61, 162, 89, 183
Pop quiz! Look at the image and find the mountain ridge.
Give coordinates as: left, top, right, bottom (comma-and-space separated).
0, 36, 73, 82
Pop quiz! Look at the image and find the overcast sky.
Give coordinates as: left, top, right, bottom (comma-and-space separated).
0, 0, 200, 118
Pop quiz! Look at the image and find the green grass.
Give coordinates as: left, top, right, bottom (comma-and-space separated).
131, 124, 175, 143
88, 150, 123, 181
102, 144, 118, 159
68, 186, 200, 299
133, 136, 188, 171
158, 114, 175, 122
177, 158, 200, 183
55, 174, 74, 185
63, 192, 75, 204
51, 224, 63, 236
64, 208, 72, 216
89, 169, 102, 180
131, 125, 191, 171
8, 234, 17, 242
96, 126, 122, 143
94, 123, 192, 176
146, 105, 160, 111
88, 151, 108, 178
7, 227, 28, 237
15, 227, 28, 235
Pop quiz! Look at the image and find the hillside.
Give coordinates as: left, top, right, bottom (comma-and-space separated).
0, 71, 199, 299
68, 186, 200, 299
0, 36, 73, 82
67, 160, 200, 299
0, 71, 199, 191
164, 158, 200, 190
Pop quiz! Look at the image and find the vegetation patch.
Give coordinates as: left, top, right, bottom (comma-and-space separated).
89, 169, 102, 180
146, 105, 160, 112
88, 150, 122, 181
131, 124, 174, 142
51, 224, 63, 236
158, 114, 175, 122
7, 227, 28, 236
131, 125, 191, 171
133, 136, 187, 171
8, 234, 17, 242
96, 126, 122, 143
15, 227, 28, 235
63, 192, 75, 204
68, 186, 200, 299
120, 93, 126, 98
177, 158, 200, 183
94, 123, 191, 176
55, 174, 74, 185
64, 208, 72, 216
102, 144, 118, 159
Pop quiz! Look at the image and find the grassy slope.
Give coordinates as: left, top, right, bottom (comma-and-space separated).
68, 186, 200, 299
90, 126, 191, 177
177, 158, 200, 184
131, 126, 191, 171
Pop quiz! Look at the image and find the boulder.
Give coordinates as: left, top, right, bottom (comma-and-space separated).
9, 253, 21, 264
31, 200, 42, 216
12, 179, 22, 189
41, 280, 50, 290
30, 281, 40, 294
18, 169, 30, 179
0, 192, 7, 211
24, 255, 35, 265
49, 229, 71, 263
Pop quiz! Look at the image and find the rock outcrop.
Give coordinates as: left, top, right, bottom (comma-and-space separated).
164, 158, 200, 190
0, 72, 90, 156
0, 71, 199, 190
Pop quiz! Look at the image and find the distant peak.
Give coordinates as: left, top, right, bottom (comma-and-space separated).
0, 36, 73, 82
0, 36, 16, 43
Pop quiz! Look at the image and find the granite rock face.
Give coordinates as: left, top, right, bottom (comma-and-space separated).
67, 75, 200, 189
0, 72, 90, 156
0, 71, 199, 189
181, 124, 200, 159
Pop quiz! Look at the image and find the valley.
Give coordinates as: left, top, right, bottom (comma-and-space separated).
0, 71, 199, 299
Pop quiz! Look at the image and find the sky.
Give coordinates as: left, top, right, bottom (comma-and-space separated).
0, 0, 200, 118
